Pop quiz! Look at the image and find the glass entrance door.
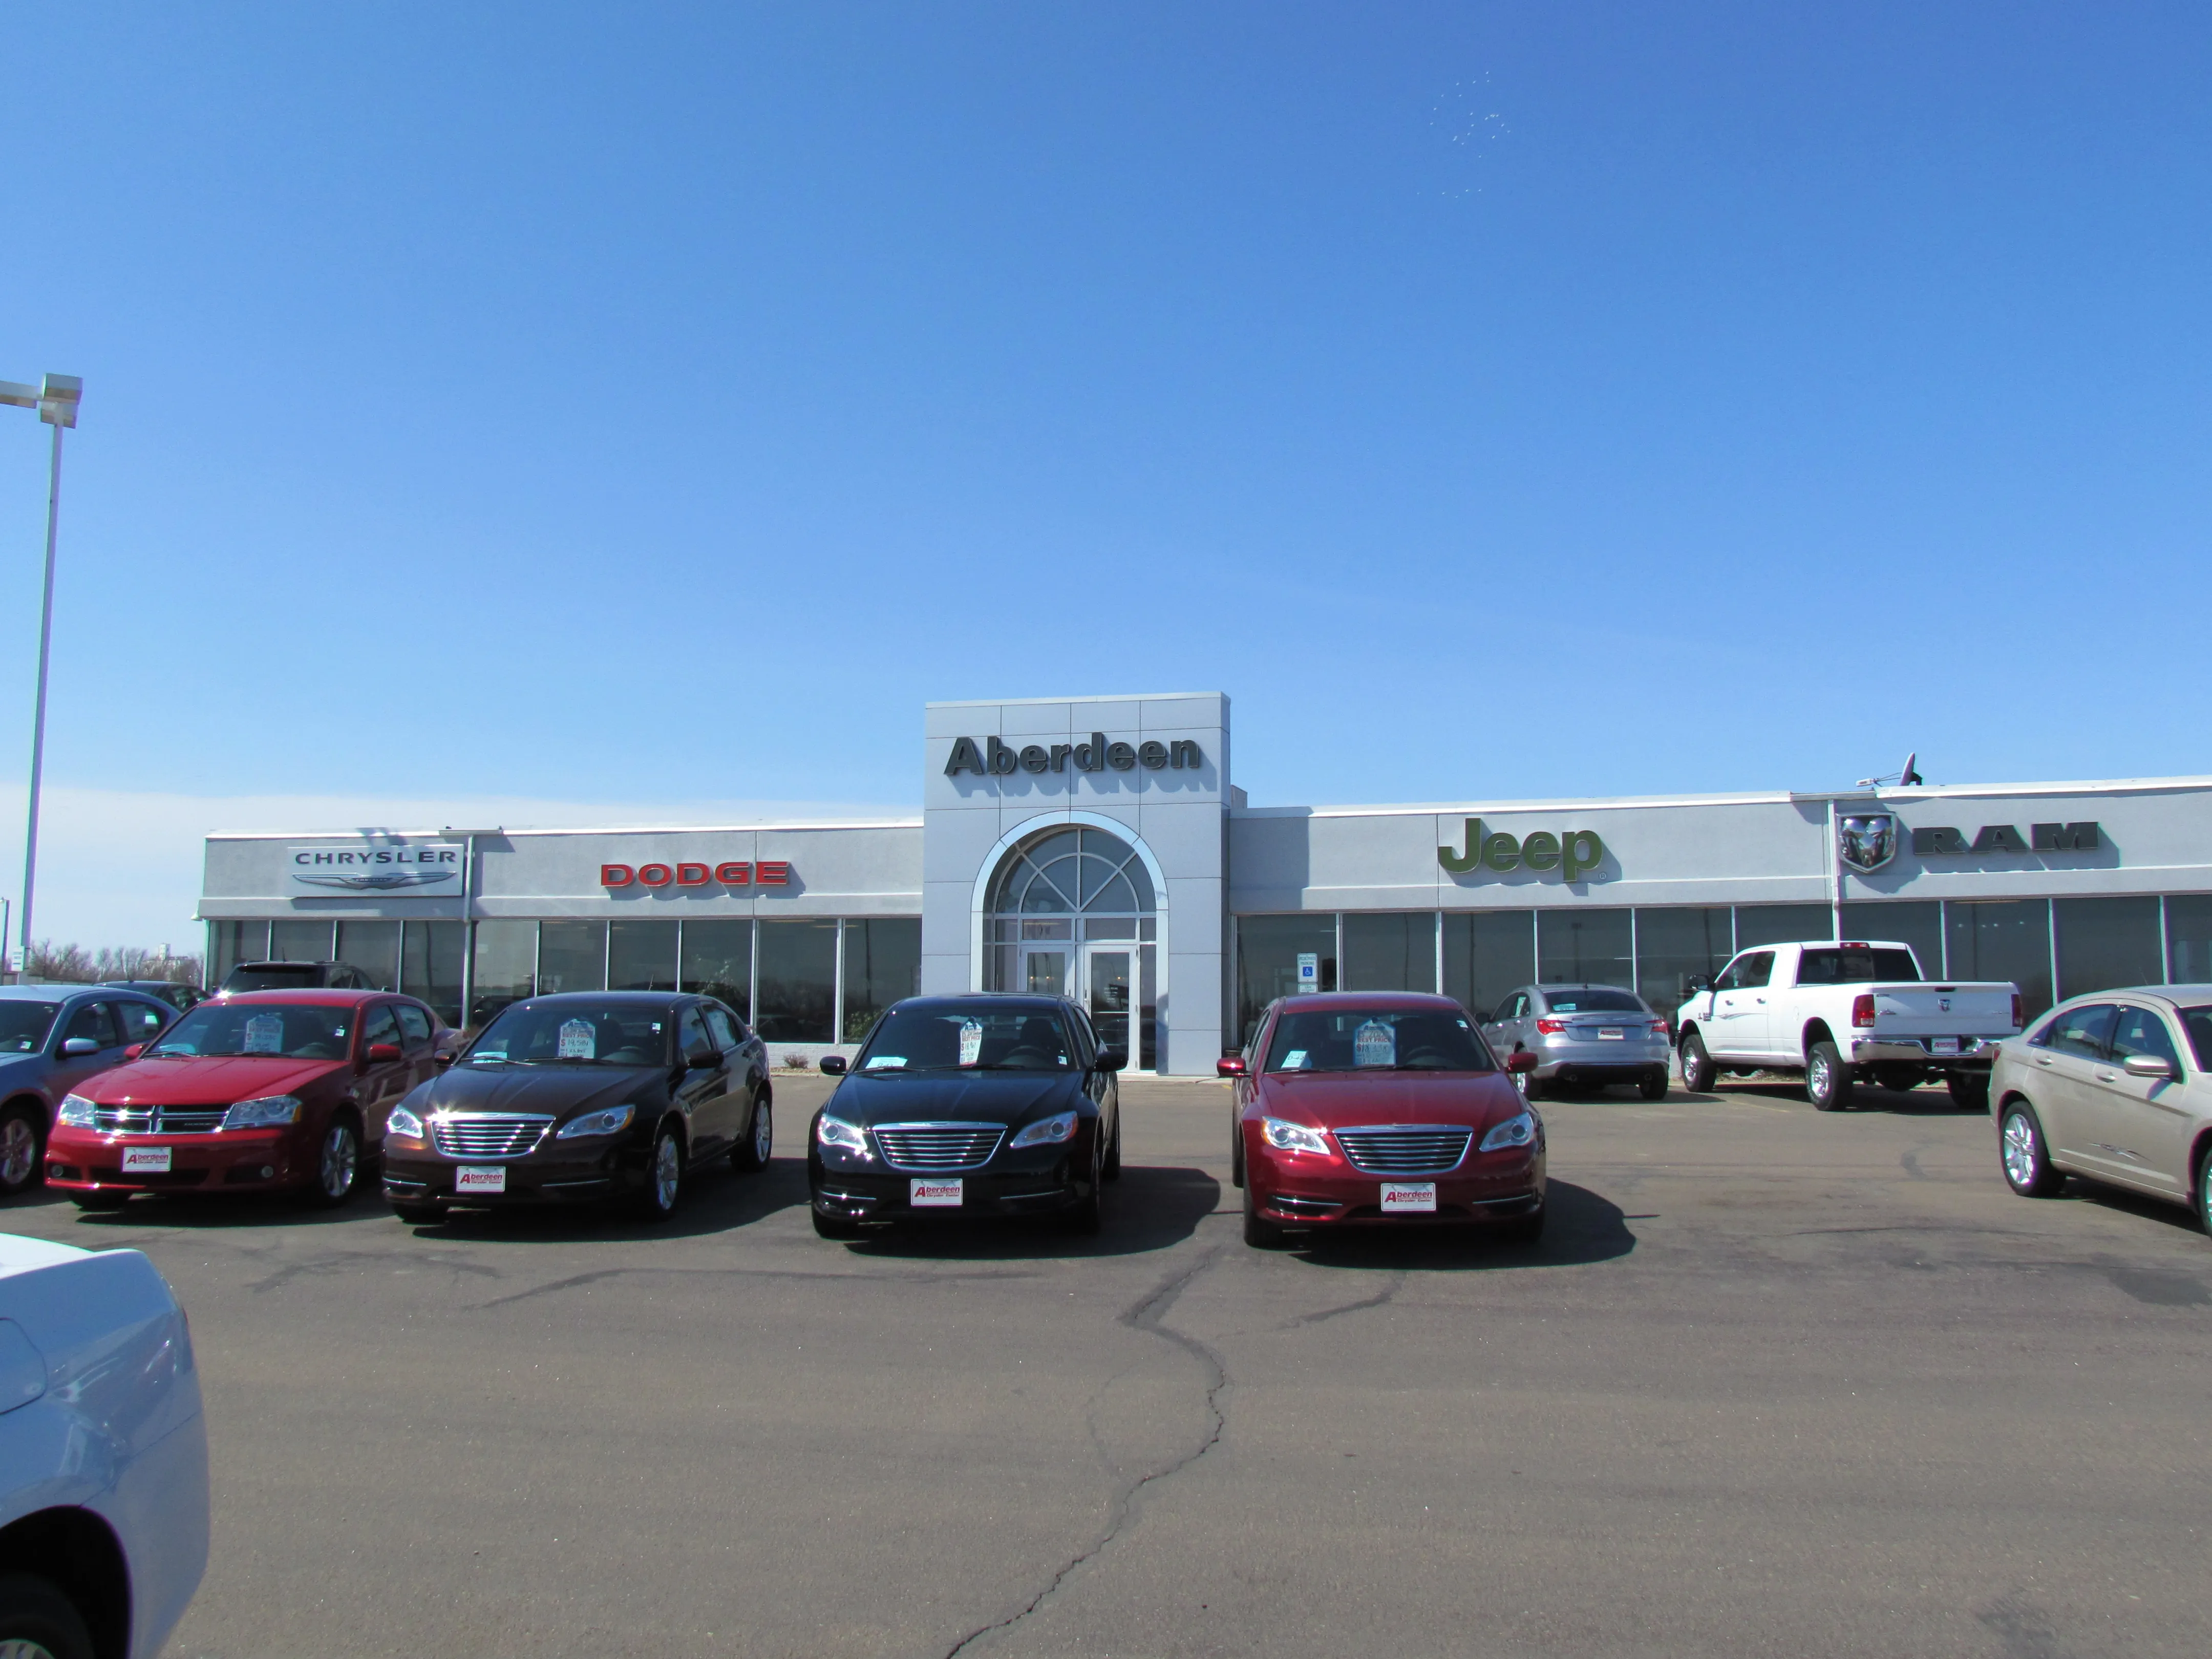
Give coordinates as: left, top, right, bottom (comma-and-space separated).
1080, 947, 1132, 1056
1021, 948, 1070, 996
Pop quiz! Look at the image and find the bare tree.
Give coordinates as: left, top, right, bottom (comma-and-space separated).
24, 942, 204, 986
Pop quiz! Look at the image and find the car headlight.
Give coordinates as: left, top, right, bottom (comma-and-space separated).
816, 1114, 869, 1154
1480, 1111, 1538, 1152
387, 1105, 426, 1140
556, 1104, 635, 1140
1010, 1109, 1078, 1148
57, 1093, 97, 1128
222, 1095, 302, 1129
1261, 1117, 1331, 1156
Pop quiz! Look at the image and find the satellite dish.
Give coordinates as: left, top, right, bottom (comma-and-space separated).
1900, 752, 1923, 788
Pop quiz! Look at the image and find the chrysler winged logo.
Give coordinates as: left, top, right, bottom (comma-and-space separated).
1837, 812, 1898, 874
291, 870, 457, 892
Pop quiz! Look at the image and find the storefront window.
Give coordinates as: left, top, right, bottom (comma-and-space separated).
401, 921, 464, 1028
841, 918, 921, 1040
335, 920, 400, 991
1732, 905, 1834, 950
1139, 944, 1157, 1070
2054, 896, 2162, 999
1237, 915, 1336, 1045
1634, 907, 1733, 1024
208, 921, 270, 987
756, 918, 837, 1043
2167, 896, 2212, 983
1342, 912, 1436, 993
269, 919, 334, 963
538, 921, 607, 996
1442, 911, 1535, 1023
1946, 900, 2053, 1019
1538, 908, 1633, 990
470, 920, 537, 1027
680, 920, 753, 1021
609, 920, 677, 991
1838, 901, 1943, 980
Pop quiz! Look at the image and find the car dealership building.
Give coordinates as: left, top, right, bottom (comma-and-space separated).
198, 692, 2212, 1072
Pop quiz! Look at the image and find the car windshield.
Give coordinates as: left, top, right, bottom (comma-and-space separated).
148, 1002, 355, 1059
225, 964, 322, 992
0, 1002, 61, 1054
1264, 1008, 1494, 1072
855, 1005, 1075, 1072
466, 1002, 673, 1066
1796, 948, 1922, 985
2177, 1008, 2212, 1072
1541, 989, 1644, 1014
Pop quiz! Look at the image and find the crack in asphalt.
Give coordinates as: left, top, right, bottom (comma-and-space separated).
474, 1261, 1043, 1309
1278, 1268, 1407, 1329
942, 1235, 1232, 1658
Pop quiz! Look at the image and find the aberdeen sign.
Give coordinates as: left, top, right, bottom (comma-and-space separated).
946, 733, 1203, 777
1438, 818, 1607, 882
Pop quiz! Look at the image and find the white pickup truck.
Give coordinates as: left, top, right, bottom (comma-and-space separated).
1673, 940, 2021, 1111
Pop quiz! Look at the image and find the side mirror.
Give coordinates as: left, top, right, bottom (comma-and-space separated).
1216, 1055, 1248, 1078
1505, 1051, 1539, 1074
819, 1054, 848, 1076
687, 1050, 719, 1070
365, 1043, 402, 1065
122, 1043, 144, 1061
2123, 1053, 2173, 1079
60, 1037, 98, 1057
433, 1051, 456, 1069
1095, 1046, 1127, 1073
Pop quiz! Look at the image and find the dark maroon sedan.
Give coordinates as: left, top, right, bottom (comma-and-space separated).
1222, 993, 1543, 1248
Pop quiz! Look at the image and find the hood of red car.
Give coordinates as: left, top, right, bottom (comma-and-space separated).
1256, 1069, 1523, 1130
82, 1053, 346, 1105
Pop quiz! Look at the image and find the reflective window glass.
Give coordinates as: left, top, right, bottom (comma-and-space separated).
469, 920, 537, 1027
395, 1004, 433, 1049
2050, 1003, 2116, 1060
209, 921, 271, 987
360, 1004, 401, 1051
2054, 896, 2162, 1000
679, 920, 752, 1022
402, 921, 464, 1028
1837, 901, 1943, 979
335, 920, 400, 991
537, 922, 607, 996
269, 920, 334, 963
756, 919, 837, 1043
1946, 900, 2054, 1019
1537, 908, 1633, 990
842, 919, 921, 1041
1236, 914, 1337, 1044
2165, 897, 2212, 984
609, 920, 678, 992
1634, 907, 1733, 1024
1342, 912, 1437, 993
1732, 905, 1834, 950
1442, 912, 1534, 1025
2109, 1005, 2182, 1074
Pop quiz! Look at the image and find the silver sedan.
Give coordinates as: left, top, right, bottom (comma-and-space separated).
1481, 984, 1671, 1101
1990, 986, 2212, 1232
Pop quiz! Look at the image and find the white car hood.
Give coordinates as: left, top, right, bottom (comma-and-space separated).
0, 1232, 92, 1280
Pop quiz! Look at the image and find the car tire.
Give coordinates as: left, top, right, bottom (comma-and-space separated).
2000, 1102, 2066, 1197
1230, 1125, 1245, 1190
1806, 1041, 1854, 1111
1242, 1181, 1287, 1249
731, 1091, 773, 1173
1062, 1135, 1103, 1236
0, 1572, 95, 1659
1102, 1114, 1122, 1181
1948, 1072, 1991, 1113
635, 1122, 683, 1221
392, 1202, 445, 1225
1679, 1034, 1716, 1093
70, 1193, 129, 1211
305, 1115, 362, 1208
2194, 1149, 2212, 1237
0, 1102, 44, 1196
1637, 1070, 1668, 1102
812, 1205, 866, 1240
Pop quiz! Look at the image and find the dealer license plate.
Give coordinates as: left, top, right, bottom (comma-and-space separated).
1931, 1037, 1961, 1056
911, 1178, 963, 1207
1599, 1026, 1625, 1040
1380, 1182, 1437, 1214
454, 1165, 507, 1195
121, 1146, 171, 1174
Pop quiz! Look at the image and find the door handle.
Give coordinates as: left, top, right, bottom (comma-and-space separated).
2034, 1055, 2054, 1067
2096, 1071, 2116, 1082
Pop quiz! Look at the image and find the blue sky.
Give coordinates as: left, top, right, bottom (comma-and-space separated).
1, 3, 2207, 944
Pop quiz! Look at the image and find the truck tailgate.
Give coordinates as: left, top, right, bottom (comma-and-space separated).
1868, 983, 2016, 1036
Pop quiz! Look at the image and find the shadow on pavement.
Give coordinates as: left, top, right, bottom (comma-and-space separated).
1671, 1078, 1987, 1118
833, 1162, 1222, 1262
402, 1156, 812, 1243
1285, 1179, 1636, 1271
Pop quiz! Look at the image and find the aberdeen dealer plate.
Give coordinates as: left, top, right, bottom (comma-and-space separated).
121, 1146, 172, 1174
454, 1165, 507, 1195
1380, 1182, 1437, 1214
910, 1178, 963, 1207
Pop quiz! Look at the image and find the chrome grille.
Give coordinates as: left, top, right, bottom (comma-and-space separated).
873, 1122, 1005, 1171
94, 1106, 227, 1135
1334, 1125, 1473, 1175
430, 1113, 552, 1159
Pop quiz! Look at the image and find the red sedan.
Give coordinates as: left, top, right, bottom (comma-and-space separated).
1223, 993, 1544, 1248
45, 989, 451, 1210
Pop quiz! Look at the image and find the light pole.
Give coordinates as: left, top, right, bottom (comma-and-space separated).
0, 374, 82, 979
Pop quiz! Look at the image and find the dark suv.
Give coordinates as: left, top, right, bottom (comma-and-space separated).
220, 961, 371, 993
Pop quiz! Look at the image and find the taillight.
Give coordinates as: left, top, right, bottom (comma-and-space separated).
1651, 1019, 1670, 1039
1851, 994, 1876, 1028
2011, 992, 2022, 1030
1536, 1018, 1568, 1034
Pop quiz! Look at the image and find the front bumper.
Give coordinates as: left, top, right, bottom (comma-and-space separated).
381, 1142, 648, 1207
1533, 1040, 1671, 1082
809, 1139, 1095, 1224
1848, 1036, 2003, 1069
45, 1125, 312, 1195
1246, 1141, 1546, 1227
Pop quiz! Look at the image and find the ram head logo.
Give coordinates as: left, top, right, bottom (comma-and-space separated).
1837, 812, 1899, 874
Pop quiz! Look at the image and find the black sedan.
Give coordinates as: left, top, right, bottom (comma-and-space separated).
810, 994, 1124, 1238
380, 990, 772, 1223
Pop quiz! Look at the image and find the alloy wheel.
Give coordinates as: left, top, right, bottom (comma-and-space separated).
753, 1100, 773, 1165
2001, 1112, 2038, 1189
652, 1133, 681, 1211
0, 1113, 36, 1189
320, 1123, 358, 1200
1809, 1050, 1830, 1095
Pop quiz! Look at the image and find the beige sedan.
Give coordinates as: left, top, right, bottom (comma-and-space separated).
1991, 986, 2212, 1232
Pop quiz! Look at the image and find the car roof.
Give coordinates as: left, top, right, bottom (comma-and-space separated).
1277, 992, 1461, 1010
892, 993, 1074, 1011
207, 987, 392, 1006
0, 983, 96, 1001
508, 990, 693, 1006
2051, 985, 2212, 1008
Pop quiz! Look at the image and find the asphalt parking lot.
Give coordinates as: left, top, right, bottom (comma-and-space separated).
7, 1074, 2211, 1659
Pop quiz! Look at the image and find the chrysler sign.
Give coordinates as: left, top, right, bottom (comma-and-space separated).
288, 842, 461, 894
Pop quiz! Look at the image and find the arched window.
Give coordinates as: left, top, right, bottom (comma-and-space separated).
984, 825, 1158, 1069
